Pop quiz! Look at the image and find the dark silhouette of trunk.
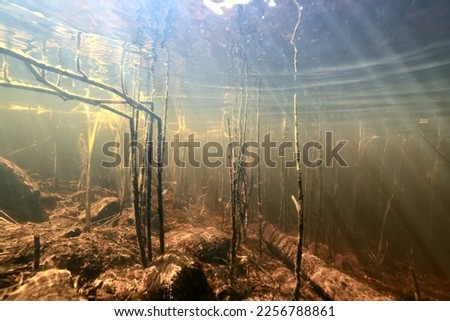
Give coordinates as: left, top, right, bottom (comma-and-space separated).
292, 93, 305, 301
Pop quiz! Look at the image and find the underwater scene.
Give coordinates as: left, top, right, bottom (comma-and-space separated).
0, 0, 449, 301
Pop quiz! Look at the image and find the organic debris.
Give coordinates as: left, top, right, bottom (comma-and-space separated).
0, 157, 47, 222
1, 179, 449, 301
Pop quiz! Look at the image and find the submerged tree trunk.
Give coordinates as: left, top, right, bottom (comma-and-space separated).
146, 111, 154, 262
292, 93, 305, 300
256, 82, 263, 258
261, 221, 395, 301
227, 118, 237, 282
130, 118, 147, 267
51, 113, 60, 192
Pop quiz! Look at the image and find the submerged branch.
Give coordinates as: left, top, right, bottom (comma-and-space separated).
290, 0, 303, 76
0, 80, 146, 106
0, 43, 165, 266
0, 46, 158, 118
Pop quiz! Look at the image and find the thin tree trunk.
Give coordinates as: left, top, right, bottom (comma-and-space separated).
33, 235, 40, 271
28, 108, 43, 175
227, 118, 237, 283
51, 113, 59, 192
314, 115, 323, 254
279, 114, 287, 231
130, 118, 147, 267
146, 106, 154, 262
293, 93, 305, 300
157, 119, 164, 254
257, 83, 262, 258
157, 48, 170, 255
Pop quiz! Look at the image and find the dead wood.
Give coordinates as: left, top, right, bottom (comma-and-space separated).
165, 226, 229, 264
261, 221, 396, 300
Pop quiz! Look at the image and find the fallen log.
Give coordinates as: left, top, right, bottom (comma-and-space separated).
165, 226, 229, 264
261, 221, 395, 300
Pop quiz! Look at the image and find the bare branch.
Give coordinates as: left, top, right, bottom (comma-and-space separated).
0, 43, 165, 266
0, 80, 140, 106
0, 46, 158, 119
0, 81, 64, 96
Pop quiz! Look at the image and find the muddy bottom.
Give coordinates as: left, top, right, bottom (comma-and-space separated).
1, 180, 449, 301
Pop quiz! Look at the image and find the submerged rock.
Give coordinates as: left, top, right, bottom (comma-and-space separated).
0, 157, 47, 222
